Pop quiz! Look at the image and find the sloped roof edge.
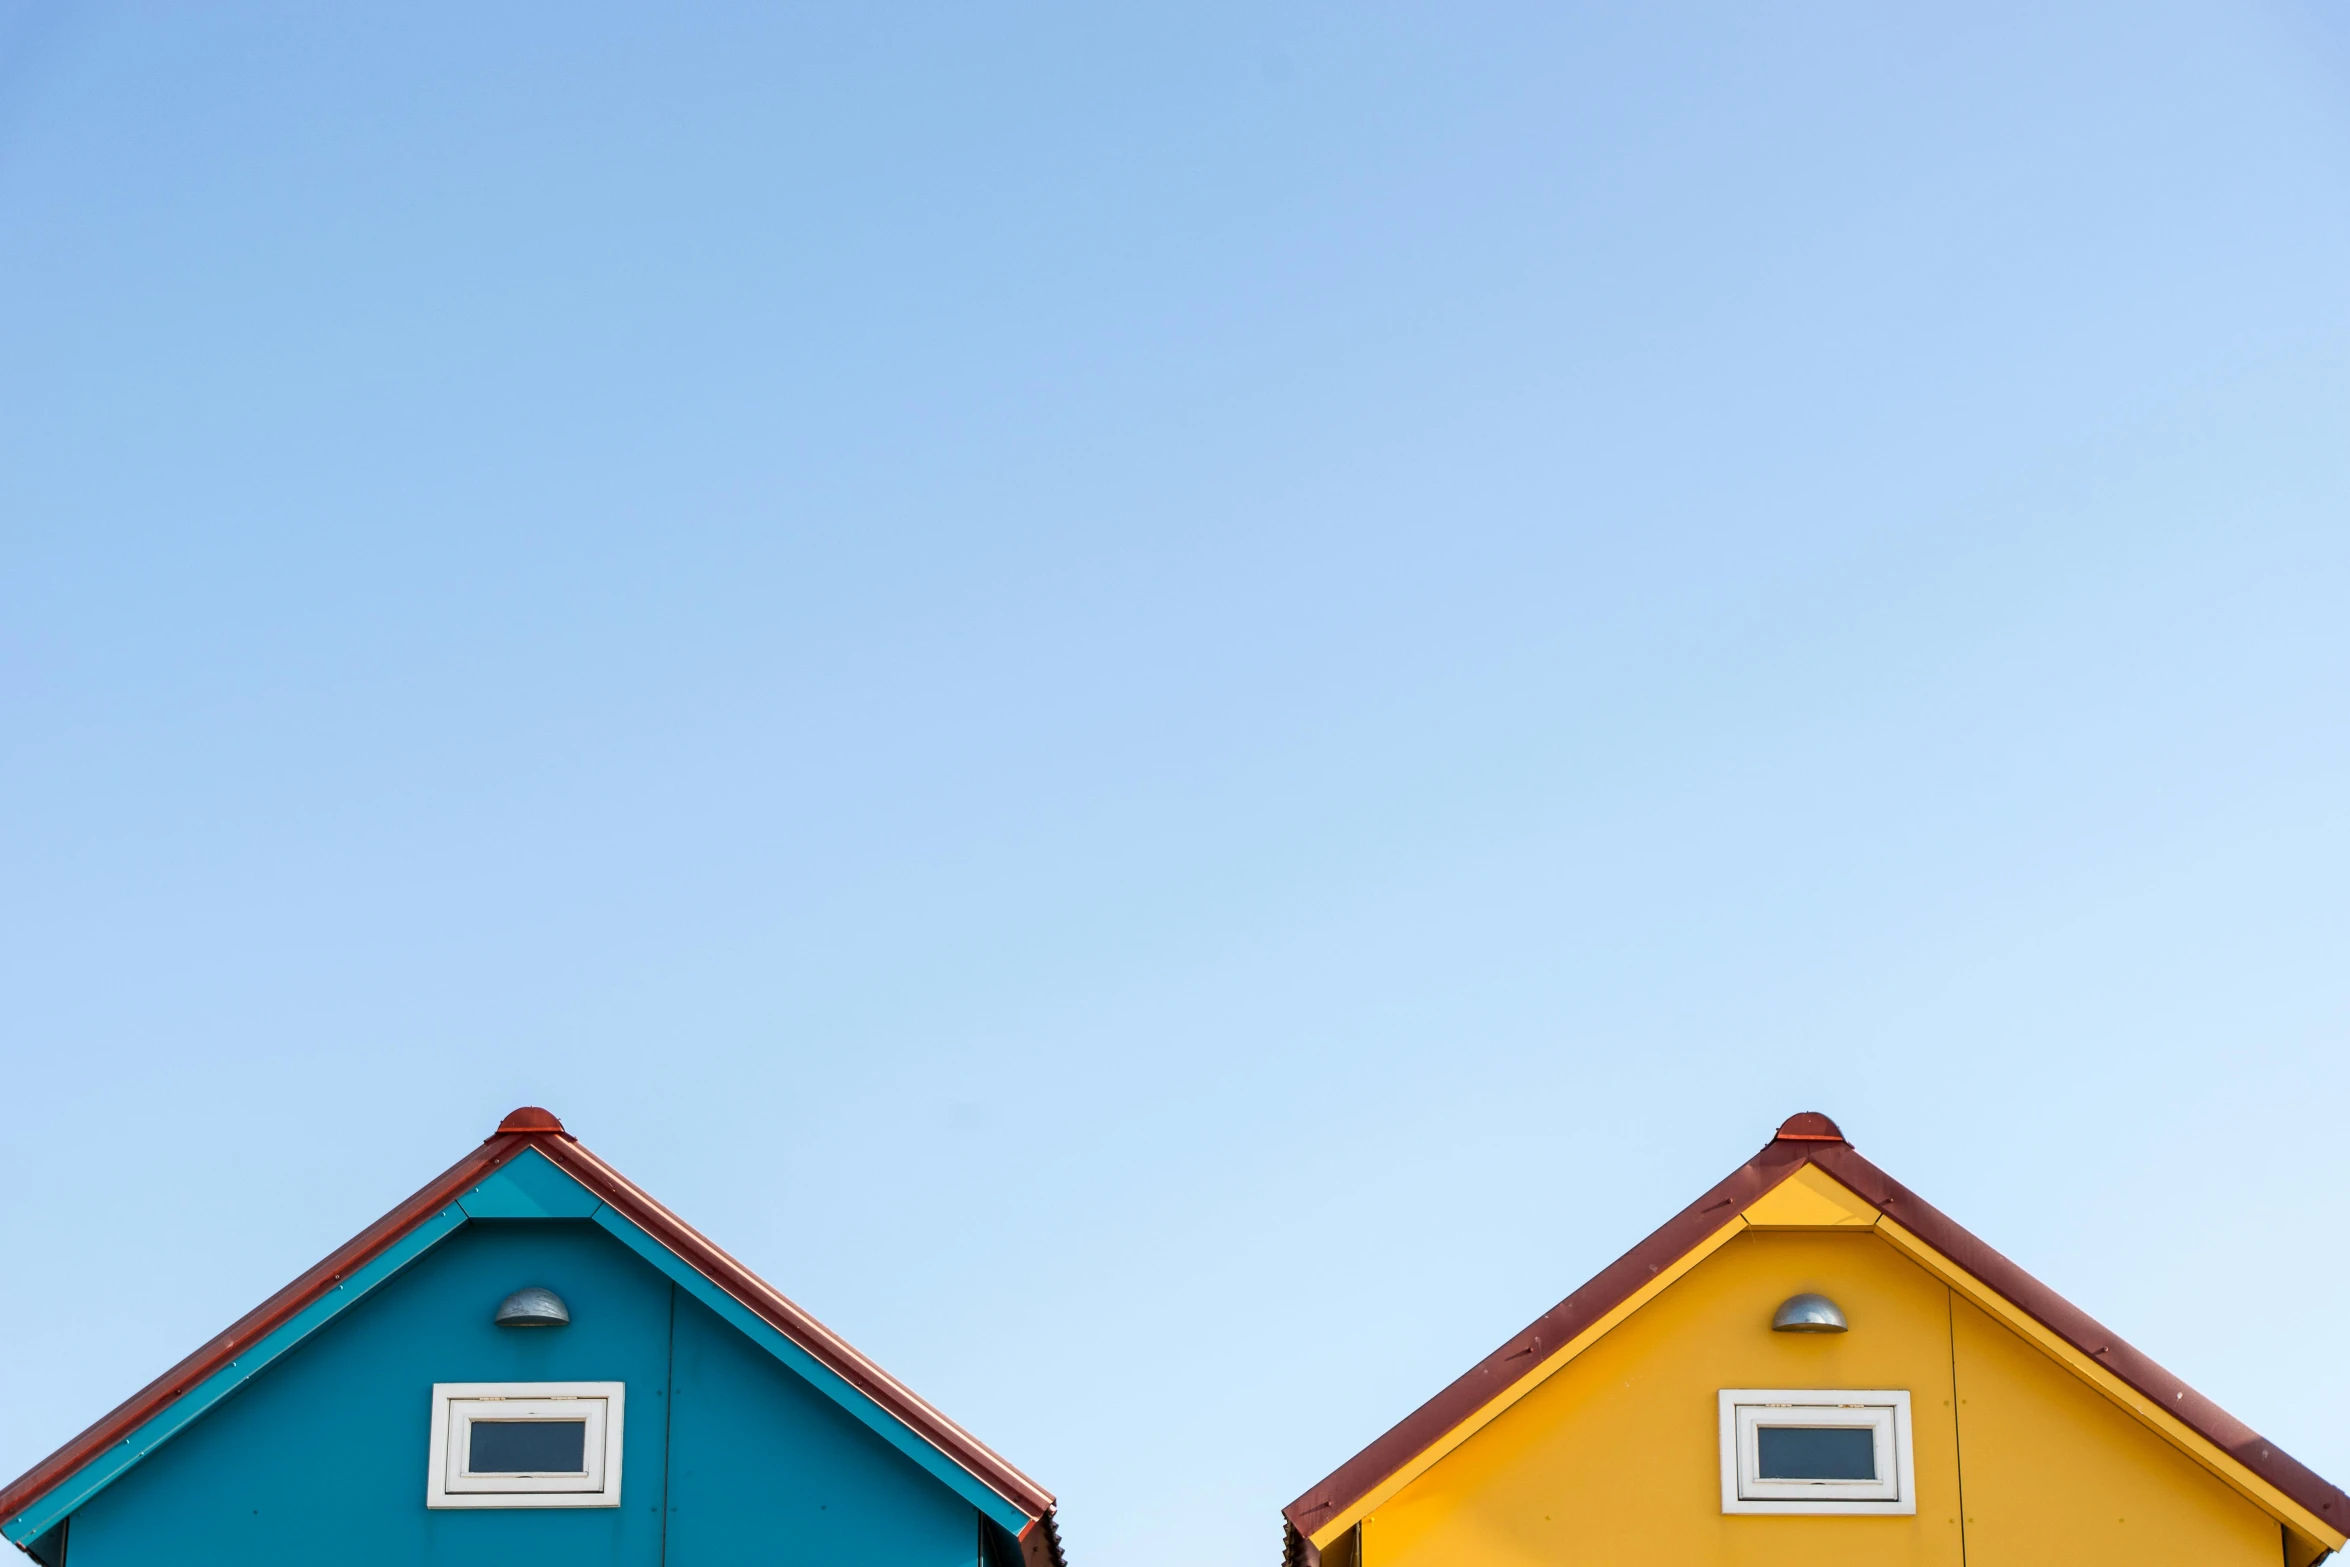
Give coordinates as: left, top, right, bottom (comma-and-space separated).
1281, 1112, 2348, 1545
0, 1109, 1057, 1534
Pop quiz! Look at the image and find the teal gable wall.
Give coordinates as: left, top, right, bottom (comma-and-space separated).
63, 1218, 990, 1567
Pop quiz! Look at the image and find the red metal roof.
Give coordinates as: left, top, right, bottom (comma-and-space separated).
0, 1108, 1059, 1538
1283, 1112, 2348, 1546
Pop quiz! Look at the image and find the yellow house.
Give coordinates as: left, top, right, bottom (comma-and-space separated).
1282, 1113, 2347, 1567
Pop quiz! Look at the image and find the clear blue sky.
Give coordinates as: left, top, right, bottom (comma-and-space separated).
5, 4, 2349, 1563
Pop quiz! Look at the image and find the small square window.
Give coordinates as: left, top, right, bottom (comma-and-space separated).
1718, 1389, 1912, 1515
426, 1383, 624, 1509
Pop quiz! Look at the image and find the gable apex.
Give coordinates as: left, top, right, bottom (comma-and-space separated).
458, 1146, 605, 1218
1741, 1163, 1878, 1228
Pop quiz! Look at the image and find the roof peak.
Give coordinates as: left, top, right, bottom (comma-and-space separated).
1772, 1110, 1844, 1143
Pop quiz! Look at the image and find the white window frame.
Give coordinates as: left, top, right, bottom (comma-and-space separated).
426, 1382, 625, 1509
1718, 1389, 1913, 1515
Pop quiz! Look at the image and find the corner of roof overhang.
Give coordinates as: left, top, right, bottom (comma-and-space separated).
1019, 1508, 1069, 1567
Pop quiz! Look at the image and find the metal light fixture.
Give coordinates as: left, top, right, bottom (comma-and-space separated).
1771, 1292, 1848, 1333
493, 1286, 571, 1328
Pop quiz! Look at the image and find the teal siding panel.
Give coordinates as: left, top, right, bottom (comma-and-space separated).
665, 1288, 981, 1567
3, 1203, 469, 1547
589, 1206, 1030, 1532
459, 1147, 605, 1219
64, 1221, 673, 1567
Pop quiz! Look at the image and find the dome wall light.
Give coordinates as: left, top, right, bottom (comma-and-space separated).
1771, 1292, 1848, 1333
493, 1286, 571, 1328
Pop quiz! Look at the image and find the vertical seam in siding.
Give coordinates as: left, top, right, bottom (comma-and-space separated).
1948, 1285, 1969, 1567
661, 1282, 678, 1567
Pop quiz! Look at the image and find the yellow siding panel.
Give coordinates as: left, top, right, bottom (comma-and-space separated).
1366, 1230, 1968, 1567
1950, 1294, 2279, 1567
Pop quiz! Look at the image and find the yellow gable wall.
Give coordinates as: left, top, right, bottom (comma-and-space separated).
1357, 1229, 2280, 1567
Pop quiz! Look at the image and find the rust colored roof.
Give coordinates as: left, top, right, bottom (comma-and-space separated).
1, 1108, 1058, 1534
1282, 1111, 2348, 1545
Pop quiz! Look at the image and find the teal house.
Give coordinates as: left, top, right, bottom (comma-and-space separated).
1, 1108, 1065, 1567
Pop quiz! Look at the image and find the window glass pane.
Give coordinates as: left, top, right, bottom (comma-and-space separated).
467, 1418, 588, 1475
1756, 1424, 1875, 1481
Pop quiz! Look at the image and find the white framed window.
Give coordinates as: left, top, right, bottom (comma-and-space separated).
426, 1382, 625, 1508
1718, 1389, 1912, 1515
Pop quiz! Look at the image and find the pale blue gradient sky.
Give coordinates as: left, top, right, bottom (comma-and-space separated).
5, 4, 2350, 1563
